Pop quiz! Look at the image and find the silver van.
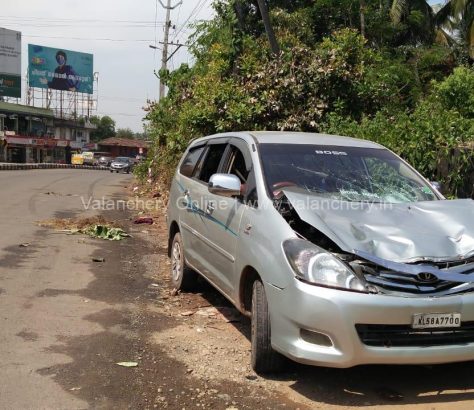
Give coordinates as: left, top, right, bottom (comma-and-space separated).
167, 131, 474, 373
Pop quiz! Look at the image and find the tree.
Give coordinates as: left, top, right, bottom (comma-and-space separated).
116, 128, 135, 139
90, 115, 116, 142
436, 0, 474, 57
391, 0, 474, 54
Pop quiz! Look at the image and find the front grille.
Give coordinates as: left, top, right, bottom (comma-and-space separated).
364, 271, 456, 294
356, 322, 474, 347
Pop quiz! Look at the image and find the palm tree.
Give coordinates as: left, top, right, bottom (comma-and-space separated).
390, 0, 474, 56
436, 0, 474, 57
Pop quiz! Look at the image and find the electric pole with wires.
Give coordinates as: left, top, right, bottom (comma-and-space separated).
156, 0, 182, 100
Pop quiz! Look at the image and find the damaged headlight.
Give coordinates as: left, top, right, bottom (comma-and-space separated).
283, 238, 367, 293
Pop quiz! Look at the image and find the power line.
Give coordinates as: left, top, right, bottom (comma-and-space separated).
0, 16, 164, 23
171, 0, 208, 42
23, 34, 160, 43
1, 23, 166, 28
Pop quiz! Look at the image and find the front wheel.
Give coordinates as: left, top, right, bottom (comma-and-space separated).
251, 280, 285, 374
170, 232, 197, 291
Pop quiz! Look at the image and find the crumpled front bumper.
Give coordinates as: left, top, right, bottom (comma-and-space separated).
265, 278, 474, 368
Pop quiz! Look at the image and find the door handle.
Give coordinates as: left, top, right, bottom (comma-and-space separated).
206, 202, 215, 215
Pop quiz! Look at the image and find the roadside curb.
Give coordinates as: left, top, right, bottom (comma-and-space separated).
0, 163, 109, 171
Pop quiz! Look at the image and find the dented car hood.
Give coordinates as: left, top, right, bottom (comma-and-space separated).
283, 189, 474, 263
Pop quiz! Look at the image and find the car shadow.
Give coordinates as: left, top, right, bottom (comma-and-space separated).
191, 278, 474, 407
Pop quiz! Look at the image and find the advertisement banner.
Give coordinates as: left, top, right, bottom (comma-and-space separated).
28, 44, 93, 94
0, 28, 22, 98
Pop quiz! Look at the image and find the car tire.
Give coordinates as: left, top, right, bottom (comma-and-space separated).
251, 280, 285, 374
170, 232, 197, 291
110, 170, 113, 173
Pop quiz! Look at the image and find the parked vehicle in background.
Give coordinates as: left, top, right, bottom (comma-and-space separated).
97, 155, 114, 167
71, 153, 84, 165
110, 157, 133, 173
81, 152, 95, 165
167, 131, 474, 374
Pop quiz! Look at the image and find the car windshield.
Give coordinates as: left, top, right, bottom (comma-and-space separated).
115, 157, 129, 163
260, 144, 438, 203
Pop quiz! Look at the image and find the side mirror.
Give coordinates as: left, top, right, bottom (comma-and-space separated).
208, 174, 241, 197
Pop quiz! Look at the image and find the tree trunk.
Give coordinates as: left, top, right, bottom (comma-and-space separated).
234, 0, 245, 31
256, 0, 281, 55
360, 0, 367, 38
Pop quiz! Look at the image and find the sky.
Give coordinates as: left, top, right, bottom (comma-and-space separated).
1, 0, 214, 132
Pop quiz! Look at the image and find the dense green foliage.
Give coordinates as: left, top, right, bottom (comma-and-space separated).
144, 0, 474, 197
90, 115, 116, 142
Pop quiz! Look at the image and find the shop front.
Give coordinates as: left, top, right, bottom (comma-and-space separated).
5, 136, 82, 163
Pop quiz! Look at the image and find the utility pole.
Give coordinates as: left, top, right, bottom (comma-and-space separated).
256, 0, 280, 55
156, 0, 182, 100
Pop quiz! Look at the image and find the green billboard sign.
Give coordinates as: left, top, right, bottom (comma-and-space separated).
0, 28, 22, 98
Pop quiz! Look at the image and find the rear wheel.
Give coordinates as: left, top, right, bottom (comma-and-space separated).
170, 232, 197, 291
251, 280, 285, 374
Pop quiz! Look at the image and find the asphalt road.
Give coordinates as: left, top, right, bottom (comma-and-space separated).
0, 170, 136, 408
0, 170, 296, 410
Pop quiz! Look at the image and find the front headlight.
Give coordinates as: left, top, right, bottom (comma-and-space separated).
283, 238, 367, 293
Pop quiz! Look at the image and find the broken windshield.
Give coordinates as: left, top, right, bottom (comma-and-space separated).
260, 144, 438, 203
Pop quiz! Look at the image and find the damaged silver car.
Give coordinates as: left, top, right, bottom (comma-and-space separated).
167, 131, 474, 373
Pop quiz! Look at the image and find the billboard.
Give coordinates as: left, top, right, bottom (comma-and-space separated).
28, 44, 93, 94
0, 28, 22, 98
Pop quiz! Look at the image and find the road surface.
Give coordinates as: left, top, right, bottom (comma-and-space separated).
0, 170, 294, 409
2, 169, 474, 410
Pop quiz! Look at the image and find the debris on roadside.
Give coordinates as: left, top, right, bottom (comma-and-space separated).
195, 307, 241, 323
38, 217, 131, 241
134, 217, 154, 225
19, 243, 31, 247
83, 225, 131, 241
180, 311, 194, 317
170, 288, 180, 296
92, 257, 105, 263
116, 361, 138, 367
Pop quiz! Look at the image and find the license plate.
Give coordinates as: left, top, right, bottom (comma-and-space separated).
412, 313, 461, 329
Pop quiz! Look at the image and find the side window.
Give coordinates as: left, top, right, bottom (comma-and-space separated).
226, 144, 258, 207
228, 148, 249, 183
180, 146, 205, 178
196, 144, 227, 183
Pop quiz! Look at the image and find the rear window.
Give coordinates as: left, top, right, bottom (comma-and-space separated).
180, 146, 205, 178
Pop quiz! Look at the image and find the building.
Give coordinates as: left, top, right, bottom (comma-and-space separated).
98, 137, 149, 158
0, 101, 96, 163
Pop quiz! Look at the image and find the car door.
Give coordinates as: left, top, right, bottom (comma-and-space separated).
178, 139, 229, 283
199, 138, 257, 295
174, 142, 207, 269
